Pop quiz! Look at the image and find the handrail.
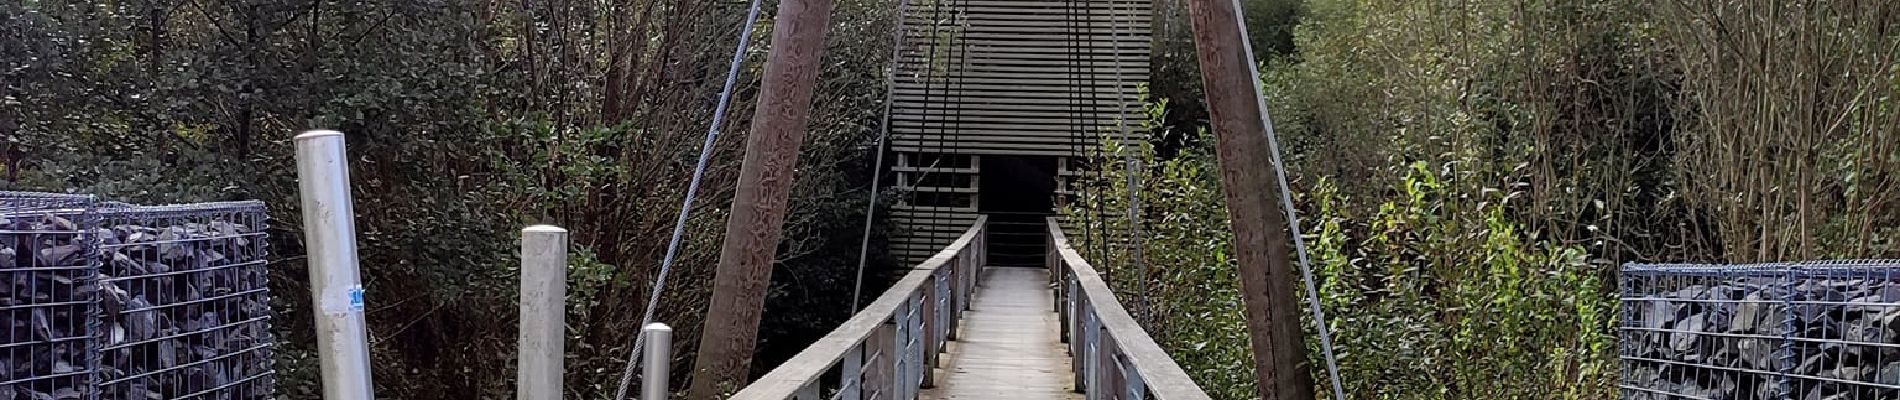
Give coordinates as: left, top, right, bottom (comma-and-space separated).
730, 216, 988, 400
1047, 217, 1213, 400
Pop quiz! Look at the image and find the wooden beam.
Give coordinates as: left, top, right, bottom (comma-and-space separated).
1184, 0, 1316, 398
688, 0, 836, 397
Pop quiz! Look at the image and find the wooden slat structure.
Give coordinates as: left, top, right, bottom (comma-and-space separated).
889, 0, 1153, 265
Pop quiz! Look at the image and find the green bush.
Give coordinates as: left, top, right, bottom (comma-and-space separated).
1068, 130, 1616, 400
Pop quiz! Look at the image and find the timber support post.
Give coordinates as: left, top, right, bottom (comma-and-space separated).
1182, 0, 1319, 398
688, 0, 839, 397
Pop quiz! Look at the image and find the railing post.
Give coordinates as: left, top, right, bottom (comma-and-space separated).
1061, 277, 1074, 344
1068, 286, 1082, 392
293, 130, 377, 400
948, 252, 964, 340
1094, 309, 1109, 400
1103, 340, 1124, 400
642, 323, 673, 400
1124, 353, 1148, 400
907, 292, 925, 398
519, 225, 569, 400
842, 343, 865, 400
921, 271, 941, 388
870, 321, 896, 400
795, 382, 820, 400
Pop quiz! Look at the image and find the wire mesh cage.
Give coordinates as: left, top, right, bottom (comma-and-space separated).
1, 191, 101, 400
1621, 261, 1900, 400
96, 202, 274, 400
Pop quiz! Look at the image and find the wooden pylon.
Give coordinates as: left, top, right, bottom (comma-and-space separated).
687, 0, 838, 397
1183, 0, 1318, 398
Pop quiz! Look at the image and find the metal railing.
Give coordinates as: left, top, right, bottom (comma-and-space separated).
728, 216, 987, 400
1048, 217, 1212, 400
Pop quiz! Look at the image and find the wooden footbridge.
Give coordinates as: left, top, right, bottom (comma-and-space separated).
283, 0, 1299, 396
726, 0, 1216, 398
729, 217, 1210, 400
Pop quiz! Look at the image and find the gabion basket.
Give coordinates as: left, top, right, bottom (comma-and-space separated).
96, 202, 275, 400
1621, 260, 1900, 400
2, 191, 102, 400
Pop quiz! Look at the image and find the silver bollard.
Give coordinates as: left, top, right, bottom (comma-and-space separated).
519, 225, 570, 400
642, 323, 673, 400
293, 130, 376, 399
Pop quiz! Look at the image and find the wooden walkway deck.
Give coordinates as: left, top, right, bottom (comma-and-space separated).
922, 266, 1081, 400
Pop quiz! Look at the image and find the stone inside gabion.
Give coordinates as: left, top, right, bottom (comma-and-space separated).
1624, 270, 1900, 400
2, 211, 96, 400
96, 208, 274, 400
4, 195, 275, 400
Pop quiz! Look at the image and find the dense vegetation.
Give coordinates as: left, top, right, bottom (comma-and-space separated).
8, 0, 1897, 398
3, 0, 905, 397
1071, 0, 1899, 399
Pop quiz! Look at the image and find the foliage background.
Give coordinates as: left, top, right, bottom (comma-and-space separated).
6, 0, 1898, 398
1070, 0, 1899, 399
4, 0, 909, 397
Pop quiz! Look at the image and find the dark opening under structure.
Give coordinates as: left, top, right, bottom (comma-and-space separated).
886, 0, 1153, 267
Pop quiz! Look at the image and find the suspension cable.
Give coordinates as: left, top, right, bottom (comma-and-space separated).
1085, 0, 1110, 277
1109, 0, 1151, 325
852, 0, 919, 312
1232, 0, 1348, 394
609, 1, 765, 398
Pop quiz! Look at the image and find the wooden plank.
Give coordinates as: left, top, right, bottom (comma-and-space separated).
893, 116, 1138, 126
893, 108, 1138, 119
892, 116, 1138, 127
892, 80, 1142, 90
957, 6, 1155, 15
892, 90, 1139, 100
911, 28, 1148, 39
959, 0, 1154, 6
890, 92, 1138, 103
896, 140, 1105, 149
893, 142, 1096, 153
890, 146, 1077, 157
894, 109, 1138, 118
911, 13, 1148, 23
895, 76, 1144, 86
902, 59, 1151, 69
891, 165, 981, 174
910, 36, 1152, 46
902, 31, 1153, 42
890, 220, 983, 229
890, 92, 1141, 101
894, 71, 1147, 81
919, 267, 1080, 400
951, 55, 1147, 64
892, 204, 982, 213
892, 126, 1141, 137
891, 215, 983, 223
893, 102, 1143, 113
957, 47, 1150, 56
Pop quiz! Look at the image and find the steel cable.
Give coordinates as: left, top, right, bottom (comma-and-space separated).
1227, 0, 1347, 393
853, 0, 919, 312
609, 0, 765, 398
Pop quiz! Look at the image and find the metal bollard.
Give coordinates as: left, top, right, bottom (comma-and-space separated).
293, 130, 377, 399
643, 323, 674, 400
519, 225, 570, 400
